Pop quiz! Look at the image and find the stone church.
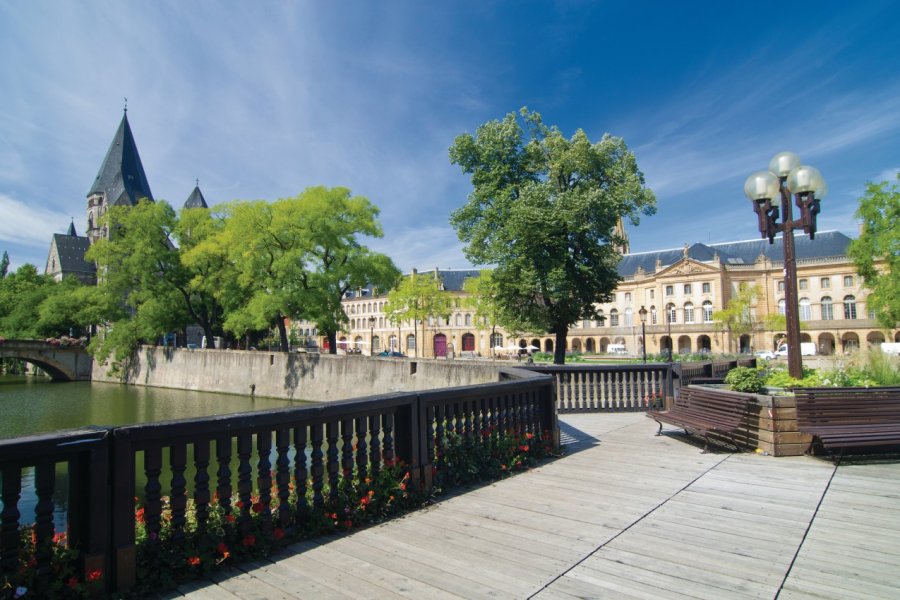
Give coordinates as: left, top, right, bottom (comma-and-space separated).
45, 110, 208, 284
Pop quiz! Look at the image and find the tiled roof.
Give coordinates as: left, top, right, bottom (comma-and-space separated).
51, 234, 95, 276
617, 231, 852, 276
184, 185, 208, 209
344, 269, 482, 298
87, 112, 154, 206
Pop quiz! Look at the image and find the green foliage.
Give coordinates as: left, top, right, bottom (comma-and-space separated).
449, 108, 656, 364
433, 429, 553, 489
0, 264, 57, 338
712, 285, 760, 352
0, 251, 8, 278
725, 366, 764, 393
848, 174, 900, 328
0, 530, 103, 599
384, 272, 449, 356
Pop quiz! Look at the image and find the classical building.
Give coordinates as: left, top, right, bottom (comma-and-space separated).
45, 110, 208, 283
316, 231, 897, 359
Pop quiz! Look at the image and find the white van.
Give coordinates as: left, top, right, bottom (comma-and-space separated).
775, 343, 817, 357
607, 344, 628, 355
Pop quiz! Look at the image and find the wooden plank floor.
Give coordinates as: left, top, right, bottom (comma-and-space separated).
173, 413, 900, 600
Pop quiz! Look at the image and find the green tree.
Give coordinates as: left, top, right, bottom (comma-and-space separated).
294, 187, 400, 354
848, 175, 900, 328
36, 276, 124, 338
449, 108, 656, 364
384, 272, 449, 357
712, 284, 761, 353
0, 251, 9, 278
462, 270, 504, 355
0, 264, 56, 338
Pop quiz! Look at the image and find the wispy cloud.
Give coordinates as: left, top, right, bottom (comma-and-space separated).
0, 193, 71, 249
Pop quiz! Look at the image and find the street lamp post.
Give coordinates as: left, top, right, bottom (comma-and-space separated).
744, 152, 826, 379
368, 316, 376, 356
639, 306, 648, 364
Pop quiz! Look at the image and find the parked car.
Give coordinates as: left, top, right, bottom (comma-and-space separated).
378, 351, 406, 357
755, 350, 777, 360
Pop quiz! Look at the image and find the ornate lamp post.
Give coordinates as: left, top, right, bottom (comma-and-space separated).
639, 306, 648, 363
368, 316, 376, 356
744, 152, 826, 379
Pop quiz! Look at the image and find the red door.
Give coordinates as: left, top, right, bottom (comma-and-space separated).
433, 334, 447, 357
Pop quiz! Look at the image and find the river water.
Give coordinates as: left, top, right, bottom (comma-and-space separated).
0, 374, 317, 527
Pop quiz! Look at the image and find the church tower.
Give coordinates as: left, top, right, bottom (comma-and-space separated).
86, 110, 154, 244
613, 217, 630, 255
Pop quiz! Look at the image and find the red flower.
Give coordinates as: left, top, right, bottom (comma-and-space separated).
52, 532, 67, 545
399, 483, 406, 491
342, 520, 353, 528
217, 542, 229, 554
273, 527, 285, 541
242, 534, 256, 547
525, 433, 534, 440
67, 577, 79, 589
235, 500, 243, 508
187, 556, 201, 567
251, 502, 264, 514
226, 514, 236, 523
359, 496, 370, 506
135, 508, 145, 523
86, 570, 103, 582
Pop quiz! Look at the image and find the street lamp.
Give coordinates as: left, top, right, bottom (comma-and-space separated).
638, 306, 648, 363
744, 152, 826, 379
368, 316, 376, 356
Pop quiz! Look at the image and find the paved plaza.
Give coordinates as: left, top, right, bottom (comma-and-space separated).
174, 413, 900, 599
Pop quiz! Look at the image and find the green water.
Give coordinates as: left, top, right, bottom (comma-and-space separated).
0, 374, 315, 439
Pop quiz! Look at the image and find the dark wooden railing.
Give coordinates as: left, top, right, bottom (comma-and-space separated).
0, 368, 555, 592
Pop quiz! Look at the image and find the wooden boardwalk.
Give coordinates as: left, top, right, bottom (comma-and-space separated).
173, 413, 900, 599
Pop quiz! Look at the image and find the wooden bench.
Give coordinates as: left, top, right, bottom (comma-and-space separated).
795, 387, 900, 456
646, 386, 753, 452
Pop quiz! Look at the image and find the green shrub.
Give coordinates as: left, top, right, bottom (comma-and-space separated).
725, 366, 763, 393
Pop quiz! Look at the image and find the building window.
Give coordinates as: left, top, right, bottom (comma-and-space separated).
666, 303, 677, 324
702, 282, 711, 294
625, 292, 631, 302
844, 295, 857, 319
490, 332, 504, 348
406, 334, 416, 350
624, 308, 633, 327
665, 285, 674, 296
597, 309, 605, 326
777, 281, 785, 292
843, 275, 854, 287
799, 279, 808, 290
702, 301, 713, 323
372, 336, 381, 352
820, 277, 830, 289
610, 309, 619, 327
465, 314, 471, 326
455, 314, 461, 326
650, 306, 658, 325
777, 299, 786, 315
648, 288, 655, 300
683, 284, 692, 295
799, 298, 811, 321
684, 302, 695, 324
821, 296, 833, 320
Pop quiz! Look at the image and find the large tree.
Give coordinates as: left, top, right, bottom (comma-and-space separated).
462, 270, 505, 355
848, 175, 899, 329
0, 264, 56, 338
712, 284, 761, 353
384, 272, 449, 357
449, 108, 656, 364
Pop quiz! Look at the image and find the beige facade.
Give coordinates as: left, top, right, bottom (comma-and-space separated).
297, 233, 897, 359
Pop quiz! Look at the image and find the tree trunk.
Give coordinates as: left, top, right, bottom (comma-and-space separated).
276, 316, 289, 352
553, 327, 567, 365
327, 330, 338, 354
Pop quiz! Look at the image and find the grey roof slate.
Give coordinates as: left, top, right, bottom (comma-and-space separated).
184, 186, 208, 209
87, 112, 154, 206
51, 234, 95, 276
66, 220, 77, 236
617, 231, 852, 276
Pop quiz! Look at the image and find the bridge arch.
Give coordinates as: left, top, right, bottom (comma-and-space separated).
0, 340, 93, 381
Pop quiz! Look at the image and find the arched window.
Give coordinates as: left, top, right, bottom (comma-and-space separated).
799, 298, 811, 321
777, 280, 785, 292
465, 313, 471, 326
406, 334, 416, 351
455, 314, 461, 326
843, 295, 857, 320
624, 308, 633, 327
650, 305, 658, 325
666, 303, 677, 324
703, 300, 712, 323
777, 299, 786, 315
597, 309, 605, 326
609, 309, 619, 327
684, 302, 695, 324
821, 296, 833, 320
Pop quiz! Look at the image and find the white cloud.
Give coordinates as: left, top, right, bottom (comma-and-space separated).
368, 225, 471, 274
0, 194, 71, 248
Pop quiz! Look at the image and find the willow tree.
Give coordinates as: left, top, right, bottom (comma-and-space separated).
450, 108, 656, 364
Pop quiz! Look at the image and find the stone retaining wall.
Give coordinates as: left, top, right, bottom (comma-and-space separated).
92, 347, 504, 402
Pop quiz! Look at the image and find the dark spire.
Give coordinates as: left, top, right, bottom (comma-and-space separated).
87, 111, 154, 206
184, 183, 208, 209
67, 219, 77, 236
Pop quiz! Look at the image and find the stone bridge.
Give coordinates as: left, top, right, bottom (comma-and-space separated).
0, 339, 93, 381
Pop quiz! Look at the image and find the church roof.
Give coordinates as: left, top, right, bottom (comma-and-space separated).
87, 112, 154, 206
66, 220, 77, 236
184, 185, 208, 209
617, 230, 853, 276
50, 233, 95, 276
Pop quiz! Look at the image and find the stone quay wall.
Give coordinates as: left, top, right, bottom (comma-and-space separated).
92, 347, 505, 402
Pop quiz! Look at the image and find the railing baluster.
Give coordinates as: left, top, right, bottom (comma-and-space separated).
193, 440, 210, 535
169, 443, 187, 542
0, 467, 22, 575
382, 413, 395, 466
236, 433, 253, 536
275, 429, 291, 528
310, 423, 325, 508
341, 418, 354, 482
293, 425, 309, 516
368, 415, 381, 477
33, 460, 56, 589
326, 421, 339, 504
256, 431, 273, 535
354, 417, 367, 483
215, 436, 232, 519
144, 447, 162, 546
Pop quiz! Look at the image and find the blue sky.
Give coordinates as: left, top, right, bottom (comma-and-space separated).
2, 0, 899, 273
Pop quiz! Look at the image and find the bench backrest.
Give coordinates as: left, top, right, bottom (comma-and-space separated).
796, 387, 900, 427
679, 387, 753, 424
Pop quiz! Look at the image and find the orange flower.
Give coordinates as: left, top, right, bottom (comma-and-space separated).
187, 556, 201, 567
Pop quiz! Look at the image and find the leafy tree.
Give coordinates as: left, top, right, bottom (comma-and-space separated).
36, 276, 124, 338
462, 270, 504, 354
0, 264, 56, 338
449, 108, 656, 364
848, 175, 900, 328
0, 251, 9, 278
294, 187, 400, 354
384, 272, 449, 357
712, 284, 762, 353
